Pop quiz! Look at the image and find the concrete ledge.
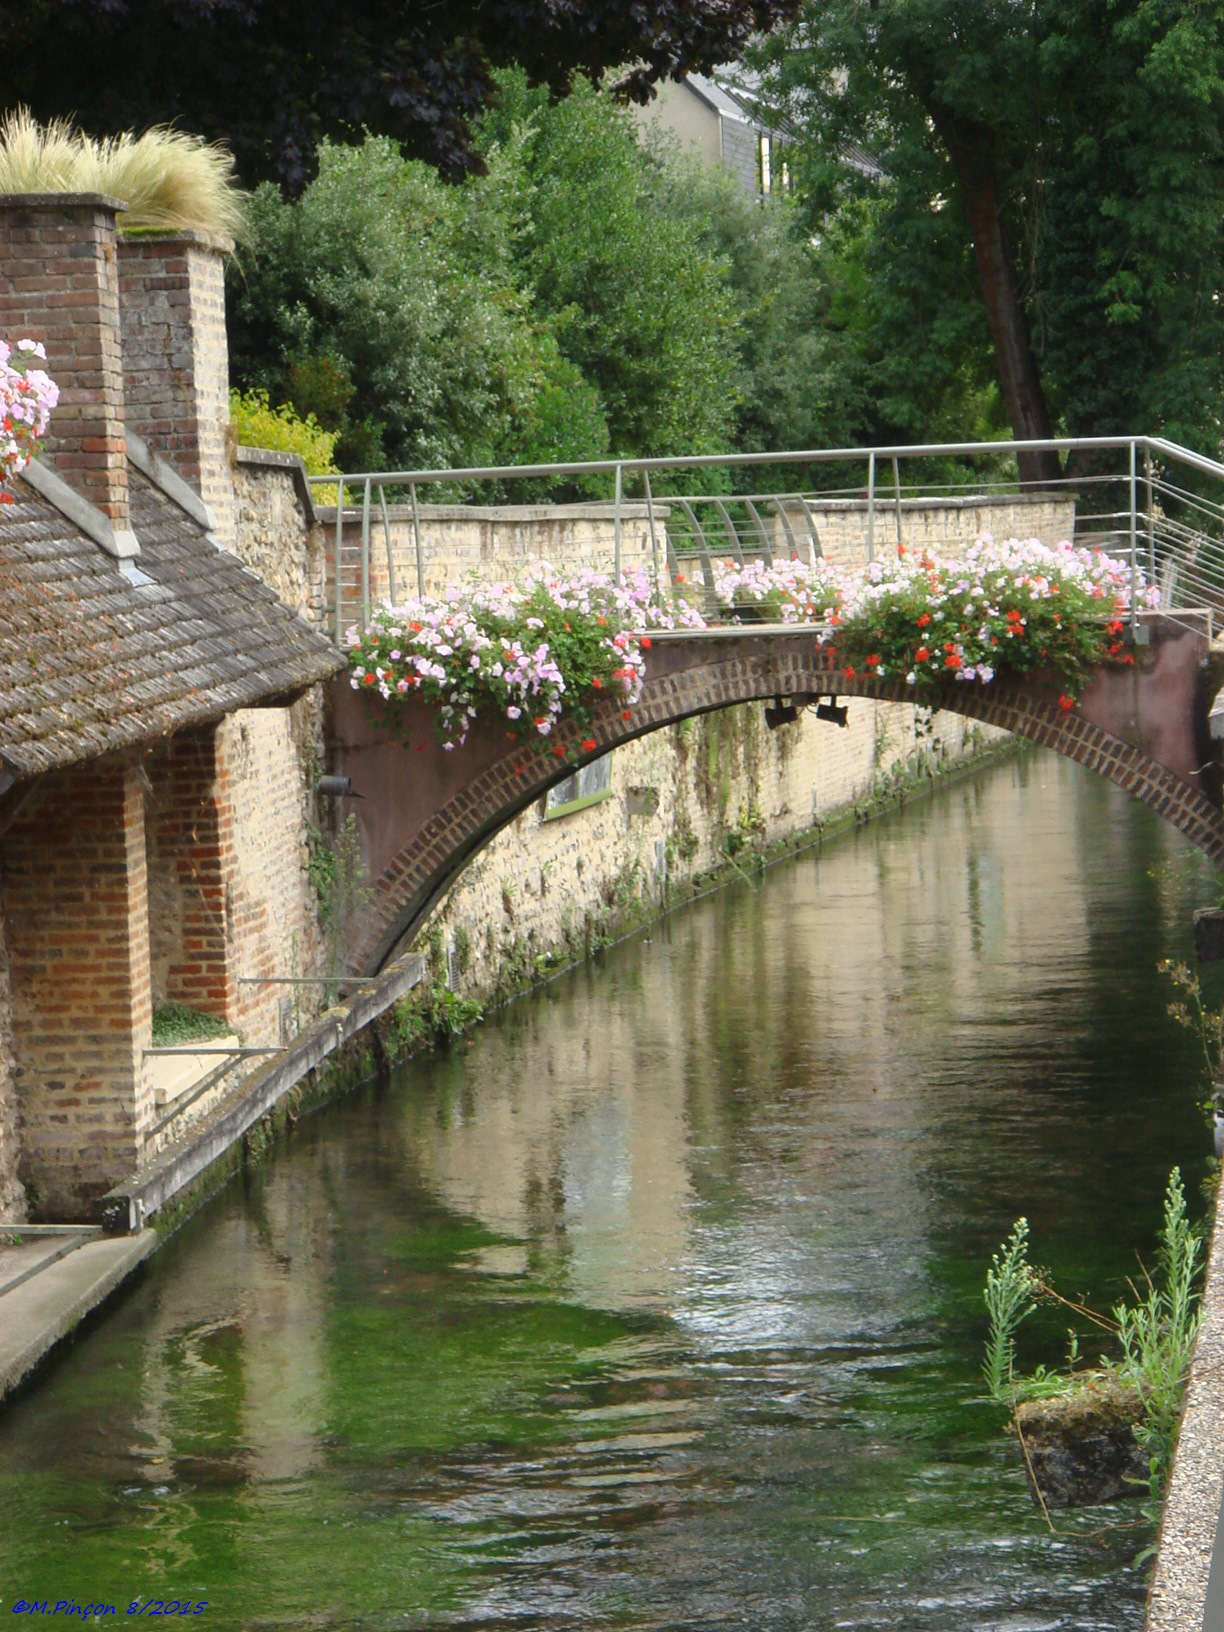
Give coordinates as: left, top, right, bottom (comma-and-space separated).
101, 953, 425, 1232
233, 445, 317, 525
0, 1231, 157, 1404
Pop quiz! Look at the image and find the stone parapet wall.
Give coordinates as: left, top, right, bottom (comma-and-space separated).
314, 491, 1077, 632
316, 500, 657, 622
779, 492, 1078, 567
232, 450, 329, 623
424, 698, 1007, 999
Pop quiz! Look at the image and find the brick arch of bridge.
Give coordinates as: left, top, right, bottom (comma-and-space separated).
328, 616, 1224, 975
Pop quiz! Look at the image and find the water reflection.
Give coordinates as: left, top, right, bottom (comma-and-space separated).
0, 750, 1214, 1631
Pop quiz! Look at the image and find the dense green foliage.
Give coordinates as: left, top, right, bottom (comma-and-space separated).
754, 0, 1224, 454
0, 0, 799, 189
228, 389, 338, 475
228, 75, 876, 480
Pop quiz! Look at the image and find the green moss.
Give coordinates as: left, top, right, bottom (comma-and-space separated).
151, 1003, 233, 1047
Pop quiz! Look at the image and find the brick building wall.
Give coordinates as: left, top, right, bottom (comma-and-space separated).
117, 231, 236, 544
220, 704, 327, 1049
0, 891, 24, 1223
0, 193, 130, 525
145, 728, 238, 1024
0, 759, 154, 1218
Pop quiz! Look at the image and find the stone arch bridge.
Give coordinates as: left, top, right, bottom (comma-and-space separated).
328, 612, 1224, 975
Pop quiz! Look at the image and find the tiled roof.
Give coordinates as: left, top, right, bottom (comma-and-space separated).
0, 465, 344, 778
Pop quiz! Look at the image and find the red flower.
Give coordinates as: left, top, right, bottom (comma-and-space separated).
581, 738, 597, 752
622, 710, 632, 720
675, 573, 686, 584
916, 612, 931, 628
914, 646, 930, 663
1058, 694, 1075, 712
1122, 652, 1135, 666
641, 637, 652, 649
592, 676, 603, 689
553, 744, 566, 756
362, 673, 376, 686
843, 665, 856, 679
866, 653, 881, 668
944, 653, 963, 670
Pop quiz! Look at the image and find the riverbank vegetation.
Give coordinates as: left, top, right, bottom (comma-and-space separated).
983, 1169, 1203, 1520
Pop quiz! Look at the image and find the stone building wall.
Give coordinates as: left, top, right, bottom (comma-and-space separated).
232, 450, 329, 623
425, 697, 1004, 1000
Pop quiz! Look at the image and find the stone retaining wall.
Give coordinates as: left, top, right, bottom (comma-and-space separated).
423, 699, 1006, 1001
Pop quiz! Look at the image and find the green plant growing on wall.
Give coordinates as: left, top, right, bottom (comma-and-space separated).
229, 388, 339, 474
308, 814, 372, 974
151, 1002, 234, 1048
1159, 958, 1224, 1095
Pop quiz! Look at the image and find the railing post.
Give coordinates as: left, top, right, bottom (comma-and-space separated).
333, 478, 345, 643
360, 477, 372, 627
379, 484, 396, 607
410, 480, 425, 598
642, 468, 660, 592
614, 461, 623, 579
866, 450, 876, 563
1144, 443, 1155, 578
892, 455, 903, 552
1128, 437, 1139, 643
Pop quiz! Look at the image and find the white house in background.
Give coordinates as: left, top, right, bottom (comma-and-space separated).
632, 72, 790, 199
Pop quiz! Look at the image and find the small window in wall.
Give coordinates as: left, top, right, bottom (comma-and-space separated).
780, 159, 791, 193
759, 133, 772, 196
544, 753, 614, 819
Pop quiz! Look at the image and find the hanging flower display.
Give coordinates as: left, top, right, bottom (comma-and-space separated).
348, 537, 1156, 751
0, 339, 58, 503
347, 566, 702, 751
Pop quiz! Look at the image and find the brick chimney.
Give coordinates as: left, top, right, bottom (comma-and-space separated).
0, 193, 131, 528
117, 231, 235, 543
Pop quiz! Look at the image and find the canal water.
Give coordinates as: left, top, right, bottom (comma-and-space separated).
0, 751, 1217, 1630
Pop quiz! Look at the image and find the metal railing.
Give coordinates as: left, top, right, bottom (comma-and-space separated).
309, 435, 1224, 644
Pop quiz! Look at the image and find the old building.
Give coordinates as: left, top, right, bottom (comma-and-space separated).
0, 193, 343, 1222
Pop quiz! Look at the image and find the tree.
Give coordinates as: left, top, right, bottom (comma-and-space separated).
0, 0, 801, 190
477, 73, 741, 463
756, 1, 1224, 477
228, 135, 611, 475
228, 88, 742, 475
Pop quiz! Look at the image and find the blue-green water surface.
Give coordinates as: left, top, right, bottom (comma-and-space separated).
0, 751, 1217, 1630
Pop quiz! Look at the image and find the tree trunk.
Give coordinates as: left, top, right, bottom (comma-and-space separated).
925, 102, 1062, 488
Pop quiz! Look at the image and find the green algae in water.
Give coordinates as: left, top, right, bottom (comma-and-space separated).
0, 753, 1215, 1630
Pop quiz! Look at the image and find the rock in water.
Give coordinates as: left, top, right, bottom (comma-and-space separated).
1012, 1377, 1148, 1508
